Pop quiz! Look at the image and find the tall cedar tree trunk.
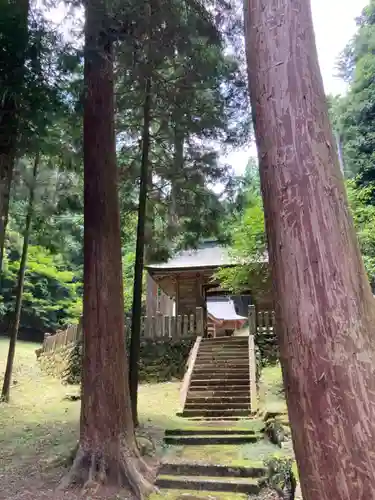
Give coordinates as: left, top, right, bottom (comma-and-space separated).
61, 2, 153, 496
244, 0, 375, 498
129, 75, 152, 427
1, 153, 39, 402
0, 0, 29, 276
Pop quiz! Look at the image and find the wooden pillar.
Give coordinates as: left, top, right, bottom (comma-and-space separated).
175, 275, 180, 317
146, 273, 158, 318
248, 305, 256, 335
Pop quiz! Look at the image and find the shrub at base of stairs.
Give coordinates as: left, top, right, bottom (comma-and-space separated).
263, 456, 297, 500
255, 329, 279, 367
38, 336, 195, 385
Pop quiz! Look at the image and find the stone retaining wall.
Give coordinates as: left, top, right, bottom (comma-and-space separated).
38, 336, 195, 385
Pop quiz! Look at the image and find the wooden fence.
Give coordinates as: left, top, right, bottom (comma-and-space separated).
42, 307, 205, 354
43, 323, 82, 353
248, 305, 275, 335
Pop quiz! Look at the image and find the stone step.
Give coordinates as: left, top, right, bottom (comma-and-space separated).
186, 416, 250, 422
194, 364, 249, 370
164, 434, 259, 445
191, 373, 249, 380
189, 379, 249, 388
195, 357, 249, 363
156, 475, 260, 495
201, 338, 249, 344
159, 462, 266, 478
191, 373, 249, 382
197, 352, 249, 357
189, 377, 250, 391
182, 408, 250, 418
199, 347, 248, 352
187, 389, 250, 398
184, 401, 250, 410
199, 346, 248, 351
193, 367, 249, 373
197, 353, 248, 358
165, 429, 258, 436
198, 349, 248, 353
185, 396, 250, 405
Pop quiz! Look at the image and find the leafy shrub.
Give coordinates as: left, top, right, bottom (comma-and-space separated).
255, 328, 279, 366
0, 231, 82, 337
264, 456, 296, 499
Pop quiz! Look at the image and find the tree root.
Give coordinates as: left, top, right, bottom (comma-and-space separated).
59, 443, 156, 500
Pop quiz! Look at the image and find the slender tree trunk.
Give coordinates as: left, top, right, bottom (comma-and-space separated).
244, 0, 375, 498
0, 151, 16, 274
129, 75, 152, 427
1, 153, 39, 402
61, 1, 153, 496
167, 128, 183, 238
0, 0, 30, 276
144, 166, 154, 264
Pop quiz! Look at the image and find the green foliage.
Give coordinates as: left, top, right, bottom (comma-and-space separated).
332, 0, 375, 186
114, 0, 250, 258
217, 172, 375, 292
346, 180, 375, 283
0, 0, 253, 337
255, 329, 279, 367
264, 456, 296, 498
215, 187, 270, 295
1, 231, 82, 334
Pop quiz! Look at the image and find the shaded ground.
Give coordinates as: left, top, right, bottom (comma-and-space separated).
0, 338, 291, 500
0, 338, 183, 499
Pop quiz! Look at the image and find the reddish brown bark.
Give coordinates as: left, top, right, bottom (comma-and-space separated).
61, 1, 153, 497
244, 0, 375, 498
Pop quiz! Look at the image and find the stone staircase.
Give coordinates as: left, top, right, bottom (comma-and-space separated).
182, 336, 252, 419
156, 462, 266, 495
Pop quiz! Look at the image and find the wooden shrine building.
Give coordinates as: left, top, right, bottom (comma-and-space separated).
145, 240, 272, 322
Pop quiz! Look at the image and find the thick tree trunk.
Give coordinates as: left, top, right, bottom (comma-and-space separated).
0, 0, 30, 276
129, 75, 152, 427
244, 0, 375, 498
61, 2, 153, 497
1, 152, 39, 402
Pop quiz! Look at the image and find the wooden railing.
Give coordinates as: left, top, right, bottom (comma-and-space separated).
248, 334, 257, 413
180, 336, 202, 409
42, 307, 205, 354
248, 305, 275, 334
138, 307, 204, 340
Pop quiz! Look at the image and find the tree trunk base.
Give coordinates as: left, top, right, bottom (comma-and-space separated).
59, 441, 156, 499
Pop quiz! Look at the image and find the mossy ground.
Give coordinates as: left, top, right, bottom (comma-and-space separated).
0, 338, 292, 499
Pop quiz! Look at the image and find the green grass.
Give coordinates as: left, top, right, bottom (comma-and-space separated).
258, 364, 287, 414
